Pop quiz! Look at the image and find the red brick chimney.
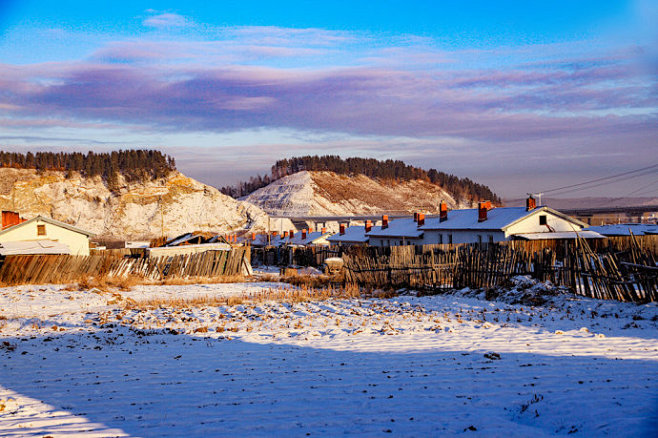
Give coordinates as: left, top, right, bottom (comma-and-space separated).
283, 231, 288, 238
526, 196, 536, 211
302, 229, 307, 240
382, 215, 389, 229
339, 224, 346, 235
321, 227, 327, 234
417, 213, 425, 227
439, 201, 448, 222
2, 211, 22, 230
365, 220, 372, 233
251, 232, 256, 241
478, 201, 492, 222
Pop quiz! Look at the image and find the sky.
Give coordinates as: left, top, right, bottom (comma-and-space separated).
0, 0, 656, 198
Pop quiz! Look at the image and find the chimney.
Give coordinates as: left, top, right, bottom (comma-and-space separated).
526, 196, 536, 211
417, 213, 425, 227
289, 230, 295, 238
339, 224, 346, 235
365, 220, 372, 233
321, 227, 327, 234
413, 212, 418, 222
302, 229, 307, 240
382, 215, 389, 229
439, 201, 448, 222
478, 201, 492, 222
2, 211, 21, 230
272, 231, 278, 236
283, 231, 288, 238
251, 232, 256, 241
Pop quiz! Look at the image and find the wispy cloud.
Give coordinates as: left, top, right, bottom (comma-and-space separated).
143, 12, 191, 29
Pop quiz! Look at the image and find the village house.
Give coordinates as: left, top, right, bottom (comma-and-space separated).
287, 228, 331, 247
420, 199, 600, 245
0, 211, 93, 256
326, 221, 380, 247
366, 215, 425, 247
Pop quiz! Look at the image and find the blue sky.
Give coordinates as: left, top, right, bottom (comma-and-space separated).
0, 1, 656, 197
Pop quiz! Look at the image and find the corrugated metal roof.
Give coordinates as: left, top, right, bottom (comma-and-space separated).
0, 240, 71, 255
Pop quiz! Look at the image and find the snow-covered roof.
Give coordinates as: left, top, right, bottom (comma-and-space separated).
366, 218, 423, 238
0, 215, 94, 238
514, 231, 606, 240
0, 240, 71, 255
250, 234, 285, 247
586, 223, 658, 236
420, 206, 584, 231
288, 231, 330, 246
327, 225, 382, 243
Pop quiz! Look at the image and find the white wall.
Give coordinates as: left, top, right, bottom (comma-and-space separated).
505, 211, 582, 236
422, 230, 507, 245
368, 237, 423, 247
0, 219, 90, 255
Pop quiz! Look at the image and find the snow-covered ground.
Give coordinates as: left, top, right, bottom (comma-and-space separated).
1, 280, 657, 437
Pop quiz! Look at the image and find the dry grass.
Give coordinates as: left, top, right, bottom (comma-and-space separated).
71, 273, 246, 292
120, 284, 362, 311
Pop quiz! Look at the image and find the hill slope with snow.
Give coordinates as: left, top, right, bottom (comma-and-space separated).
0, 168, 279, 240
243, 171, 476, 217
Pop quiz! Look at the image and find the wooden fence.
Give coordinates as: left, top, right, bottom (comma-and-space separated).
343, 239, 657, 303
0, 247, 250, 286
251, 246, 340, 267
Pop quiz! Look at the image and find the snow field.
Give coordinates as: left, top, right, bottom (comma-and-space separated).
1, 281, 657, 436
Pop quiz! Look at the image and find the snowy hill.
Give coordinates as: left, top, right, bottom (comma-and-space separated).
0, 168, 284, 240
243, 171, 475, 218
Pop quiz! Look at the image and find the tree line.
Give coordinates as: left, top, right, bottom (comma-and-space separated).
220, 155, 501, 204
0, 150, 176, 186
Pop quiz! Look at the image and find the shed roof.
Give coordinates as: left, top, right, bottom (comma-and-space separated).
514, 231, 605, 240
586, 223, 658, 236
0, 215, 94, 238
0, 240, 71, 255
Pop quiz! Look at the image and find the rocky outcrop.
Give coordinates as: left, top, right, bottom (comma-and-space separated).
243, 171, 475, 218
0, 168, 279, 240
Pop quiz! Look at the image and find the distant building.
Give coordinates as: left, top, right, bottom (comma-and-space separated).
327, 221, 380, 247
366, 215, 424, 247
0, 212, 93, 256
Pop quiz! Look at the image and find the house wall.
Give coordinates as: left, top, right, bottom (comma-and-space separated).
422, 230, 507, 245
0, 219, 90, 255
504, 211, 582, 237
368, 236, 423, 247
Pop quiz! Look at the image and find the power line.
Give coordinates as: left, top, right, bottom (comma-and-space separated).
545, 168, 657, 197
540, 163, 658, 195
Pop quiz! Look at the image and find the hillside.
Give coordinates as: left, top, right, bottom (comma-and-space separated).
0, 168, 281, 240
243, 171, 474, 218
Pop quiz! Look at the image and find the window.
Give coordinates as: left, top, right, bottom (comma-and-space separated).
400, 240, 403, 246
448, 234, 453, 244
439, 234, 443, 244
37, 224, 46, 236
488, 235, 494, 244
477, 235, 483, 245
539, 215, 547, 225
